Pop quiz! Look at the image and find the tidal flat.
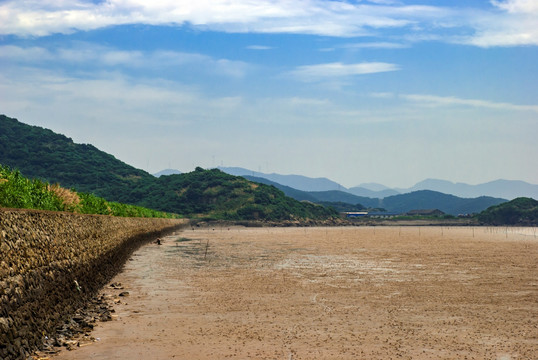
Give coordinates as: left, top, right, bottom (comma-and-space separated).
53, 226, 538, 360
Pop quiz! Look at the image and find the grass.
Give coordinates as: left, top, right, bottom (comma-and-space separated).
0, 164, 180, 218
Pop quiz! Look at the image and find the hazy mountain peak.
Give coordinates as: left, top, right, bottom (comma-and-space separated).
414, 178, 455, 186
405, 178, 538, 200
218, 166, 346, 192
357, 183, 392, 192
219, 166, 537, 200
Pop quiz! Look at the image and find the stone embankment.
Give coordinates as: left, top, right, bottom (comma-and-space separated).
0, 208, 187, 360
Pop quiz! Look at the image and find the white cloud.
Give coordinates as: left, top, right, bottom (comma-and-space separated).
246, 45, 274, 50
0, 44, 250, 78
290, 62, 400, 82
401, 94, 538, 113
491, 0, 538, 14
369, 92, 395, 98
0, 0, 536, 47
0, 68, 231, 130
2, 0, 536, 47
461, 13, 538, 47
451, 0, 538, 47
0, 0, 440, 38
288, 97, 330, 107
465, 28, 538, 47
341, 41, 409, 49
366, 0, 400, 4
0, 45, 54, 61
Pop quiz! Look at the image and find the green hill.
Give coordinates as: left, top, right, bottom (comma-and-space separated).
134, 168, 337, 220
0, 114, 153, 203
243, 175, 320, 202
243, 175, 505, 215
0, 115, 337, 221
477, 197, 538, 225
381, 190, 506, 215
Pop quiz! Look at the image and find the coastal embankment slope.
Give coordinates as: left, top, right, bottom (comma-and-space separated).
0, 208, 187, 360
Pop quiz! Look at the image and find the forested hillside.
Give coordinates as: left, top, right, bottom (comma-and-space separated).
0, 115, 337, 221
134, 168, 337, 220
0, 114, 153, 202
477, 197, 538, 225
381, 190, 506, 215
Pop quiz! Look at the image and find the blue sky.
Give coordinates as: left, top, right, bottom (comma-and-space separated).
0, 0, 537, 188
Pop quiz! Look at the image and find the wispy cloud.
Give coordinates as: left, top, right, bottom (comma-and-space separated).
402, 93, 538, 113
491, 0, 538, 13
341, 42, 409, 49
1, 1, 536, 47
0, 69, 233, 129
456, 0, 538, 47
0, 1, 445, 39
0, 45, 54, 61
290, 62, 400, 82
0, 44, 250, 78
369, 92, 396, 99
246, 45, 274, 50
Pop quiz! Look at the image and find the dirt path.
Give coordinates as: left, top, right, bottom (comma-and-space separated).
52, 226, 538, 359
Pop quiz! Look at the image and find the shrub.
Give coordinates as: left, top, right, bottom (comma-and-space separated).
0, 165, 180, 218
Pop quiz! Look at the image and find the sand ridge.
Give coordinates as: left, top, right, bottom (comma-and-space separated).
52, 226, 538, 359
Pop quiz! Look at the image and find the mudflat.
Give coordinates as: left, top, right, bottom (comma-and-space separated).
53, 226, 537, 359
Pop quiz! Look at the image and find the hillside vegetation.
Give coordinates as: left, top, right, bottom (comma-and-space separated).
477, 197, 538, 225
0, 114, 153, 203
131, 167, 338, 221
0, 115, 337, 221
381, 190, 505, 215
0, 165, 179, 218
244, 175, 506, 215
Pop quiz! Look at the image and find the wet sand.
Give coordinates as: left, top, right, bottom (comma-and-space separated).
53, 226, 538, 359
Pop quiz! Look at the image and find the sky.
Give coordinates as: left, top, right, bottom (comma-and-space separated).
0, 0, 537, 188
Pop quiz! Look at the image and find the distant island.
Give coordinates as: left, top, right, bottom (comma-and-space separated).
218, 166, 538, 200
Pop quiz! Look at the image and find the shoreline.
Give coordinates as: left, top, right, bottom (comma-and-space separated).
49, 226, 537, 359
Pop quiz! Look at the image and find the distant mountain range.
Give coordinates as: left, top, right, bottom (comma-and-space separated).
219, 167, 345, 192
347, 186, 399, 199
381, 191, 504, 216
216, 166, 537, 201
397, 178, 538, 201
241, 175, 504, 215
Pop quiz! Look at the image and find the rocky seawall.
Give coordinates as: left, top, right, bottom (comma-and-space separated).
0, 208, 187, 360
